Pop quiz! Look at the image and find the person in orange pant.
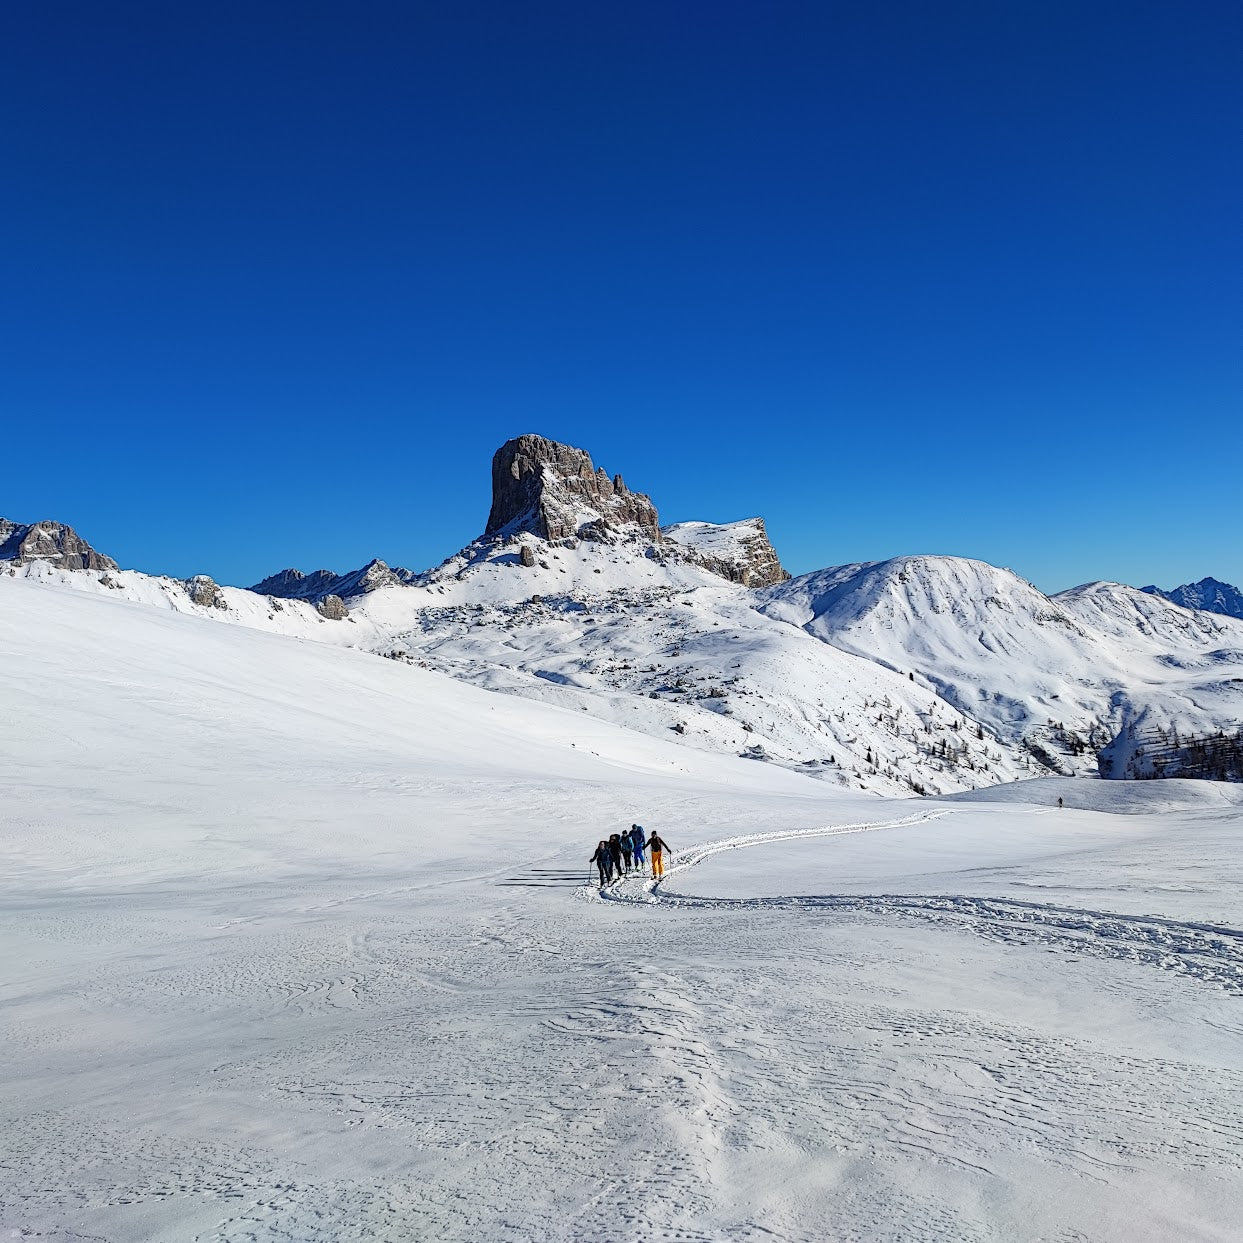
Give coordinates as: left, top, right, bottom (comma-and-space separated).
648, 831, 670, 879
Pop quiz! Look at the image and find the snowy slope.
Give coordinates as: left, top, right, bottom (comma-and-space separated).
1057, 578, 1243, 647
4, 555, 384, 649
0, 576, 831, 888
364, 581, 1041, 795
762, 555, 1243, 775
2, 581, 1240, 1242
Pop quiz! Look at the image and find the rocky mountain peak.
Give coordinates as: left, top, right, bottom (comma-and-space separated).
485, 434, 661, 543
1142, 577, 1243, 620
0, 518, 118, 572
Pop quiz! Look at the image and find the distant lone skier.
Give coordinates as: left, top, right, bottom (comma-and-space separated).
1057, 796, 1064, 809
590, 840, 612, 887
648, 831, 670, 880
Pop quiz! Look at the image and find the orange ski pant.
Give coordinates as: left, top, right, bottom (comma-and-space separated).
651, 851, 664, 878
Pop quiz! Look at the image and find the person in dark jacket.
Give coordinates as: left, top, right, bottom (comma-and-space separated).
590, 840, 613, 887
608, 833, 625, 877
629, 824, 647, 870
648, 832, 670, 879
620, 831, 634, 872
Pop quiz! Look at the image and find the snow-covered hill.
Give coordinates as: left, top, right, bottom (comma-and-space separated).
6, 547, 1242, 1242
5, 436, 1242, 792
0, 576, 826, 888
761, 555, 1243, 776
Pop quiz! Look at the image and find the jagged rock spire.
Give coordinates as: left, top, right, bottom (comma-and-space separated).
485, 434, 661, 542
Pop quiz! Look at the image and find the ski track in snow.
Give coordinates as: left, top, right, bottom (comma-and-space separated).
6, 821, 1243, 1242
599, 811, 1243, 995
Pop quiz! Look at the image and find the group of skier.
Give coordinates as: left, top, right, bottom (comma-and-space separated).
590, 824, 670, 887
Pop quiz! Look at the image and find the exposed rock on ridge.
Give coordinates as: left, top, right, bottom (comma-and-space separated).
663, 518, 789, 588
316, 594, 349, 620
186, 575, 228, 610
0, 518, 118, 571
486, 434, 661, 543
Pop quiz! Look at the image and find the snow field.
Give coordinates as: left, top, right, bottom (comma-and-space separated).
2, 576, 1242, 1241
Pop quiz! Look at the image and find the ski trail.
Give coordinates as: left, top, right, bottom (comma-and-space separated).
598, 808, 951, 904
597, 811, 1243, 995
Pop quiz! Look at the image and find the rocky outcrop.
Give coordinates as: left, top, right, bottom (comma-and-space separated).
317, 594, 348, 620
663, 518, 790, 588
0, 519, 118, 571
252, 559, 416, 604
485, 435, 661, 543
185, 575, 228, 609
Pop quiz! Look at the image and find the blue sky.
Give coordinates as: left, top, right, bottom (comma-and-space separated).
3, 2, 1239, 592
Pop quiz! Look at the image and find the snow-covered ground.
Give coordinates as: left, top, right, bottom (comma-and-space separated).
3, 579, 1241, 1241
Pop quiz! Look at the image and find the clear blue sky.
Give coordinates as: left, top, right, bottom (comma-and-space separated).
3, 2, 1239, 592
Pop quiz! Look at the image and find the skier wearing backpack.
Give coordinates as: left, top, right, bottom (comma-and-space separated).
648, 831, 670, 879
620, 831, 634, 873
590, 840, 613, 887
629, 824, 647, 870
607, 833, 625, 877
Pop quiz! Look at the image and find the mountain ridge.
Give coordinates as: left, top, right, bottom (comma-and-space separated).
4, 435, 1242, 792
1142, 577, 1243, 620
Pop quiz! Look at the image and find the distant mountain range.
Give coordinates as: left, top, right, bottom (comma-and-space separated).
1141, 577, 1243, 620
4, 434, 1242, 792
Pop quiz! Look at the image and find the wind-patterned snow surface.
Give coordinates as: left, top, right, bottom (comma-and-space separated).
2, 578, 1241, 1242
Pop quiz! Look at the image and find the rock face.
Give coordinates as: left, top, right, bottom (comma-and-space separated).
1143, 577, 1243, 620
663, 518, 790, 588
317, 594, 348, 620
185, 575, 228, 609
0, 518, 118, 571
485, 435, 661, 543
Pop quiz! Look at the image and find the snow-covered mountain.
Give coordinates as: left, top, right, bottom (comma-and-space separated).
1142, 576, 1243, 619
4, 434, 1241, 792
763, 557, 1243, 777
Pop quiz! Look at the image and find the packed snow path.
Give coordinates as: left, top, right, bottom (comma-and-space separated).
601, 812, 1243, 995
